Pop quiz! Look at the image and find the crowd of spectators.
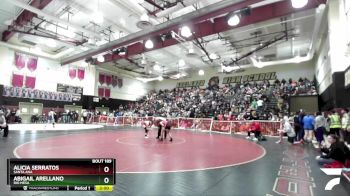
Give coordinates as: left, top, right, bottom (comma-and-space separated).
0, 106, 21, 123
125, 77, 317, 120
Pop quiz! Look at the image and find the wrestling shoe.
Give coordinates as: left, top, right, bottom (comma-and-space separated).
252, 138, 258, 142
245, 136, 251, 140
170, 138, 173, 142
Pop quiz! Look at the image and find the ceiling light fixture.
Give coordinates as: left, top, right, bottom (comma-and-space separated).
153, 64, 161, 71
198, 69, 204, 76
178, 59, 186, 66
158, 76, 164, 81
180, 26, 192, 38
97, 55, 105, 63
140, 13, 149, 22
136, 0, 144, 3
291, 0, 308, 9
227, 14, 240, 26
145, 39, 154, 49
209, 53, 218, 60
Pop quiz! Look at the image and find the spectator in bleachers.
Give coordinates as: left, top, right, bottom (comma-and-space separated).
257, 98, 264, 113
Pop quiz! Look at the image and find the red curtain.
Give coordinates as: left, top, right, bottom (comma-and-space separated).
25, 76, 36, 88
69, 68, 77, 79
105, 75, 112, 86
12, 74, 24, 87
27, 57, 38, 71
15, 52, 25, 69
99, 73, 106, 84
77, 68, 85, 80
118, 78, 123, 88
112, 75, 118, 87
98, 87, 104, 97
104, 88, 111, 98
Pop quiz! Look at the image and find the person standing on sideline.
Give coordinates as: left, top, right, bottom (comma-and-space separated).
314, 112, 326, 148
298, 110, 306, 142
341, 108, 349, 141
303, 113, 315, 143
0, 111, 9, 137
82, 109, 88, 124
329, 110, 341, 136
46, 109, 56, 128
293, 111, 302, 142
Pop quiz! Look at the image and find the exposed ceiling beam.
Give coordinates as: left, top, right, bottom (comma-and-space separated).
62, 0, 326, 65
2, 0, 53, 41
95, 0, 326, 65
61, 0, 259, 64
145, 0, 165, 10
5, 0, 102, 39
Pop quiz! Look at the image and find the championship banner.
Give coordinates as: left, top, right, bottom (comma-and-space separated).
2, 86, 80, 102
222, 72, 277, 84
176, 80, 205, 88
57, 84, 83, 94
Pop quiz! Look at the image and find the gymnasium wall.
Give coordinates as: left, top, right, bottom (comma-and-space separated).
316, 0, 350, 110
0, 46, 96, 96
153, 60, 315, 91
0, 46, 151, 101
96, 68, 153, 101
314, 33, 332, 94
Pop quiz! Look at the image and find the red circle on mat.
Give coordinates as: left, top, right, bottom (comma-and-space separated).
14, 131, 265, 173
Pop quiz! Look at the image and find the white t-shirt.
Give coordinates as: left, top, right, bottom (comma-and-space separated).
284, 122, 295, 137
257, 100, 264, 107
48, 111, 55, 120
315, 115, 326, 128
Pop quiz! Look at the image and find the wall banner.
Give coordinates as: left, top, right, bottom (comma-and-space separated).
176, 80, 205, 88
3, 86, 80, 102
222, 72, 277, 84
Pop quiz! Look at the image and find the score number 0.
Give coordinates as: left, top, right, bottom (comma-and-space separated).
103, 166, 110, 184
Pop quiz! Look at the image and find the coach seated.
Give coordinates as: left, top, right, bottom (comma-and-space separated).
0, 110, 9, 137
316, 134, 350, 166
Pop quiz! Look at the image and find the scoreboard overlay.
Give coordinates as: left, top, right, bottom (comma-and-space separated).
7, 158, 116, 191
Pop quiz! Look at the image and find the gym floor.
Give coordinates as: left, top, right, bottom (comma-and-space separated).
0, 125, 349, 196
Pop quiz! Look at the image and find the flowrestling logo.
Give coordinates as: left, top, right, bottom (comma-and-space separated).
321, 168, 350, 190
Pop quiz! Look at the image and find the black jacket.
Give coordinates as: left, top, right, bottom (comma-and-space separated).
321, 142, 350, 163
